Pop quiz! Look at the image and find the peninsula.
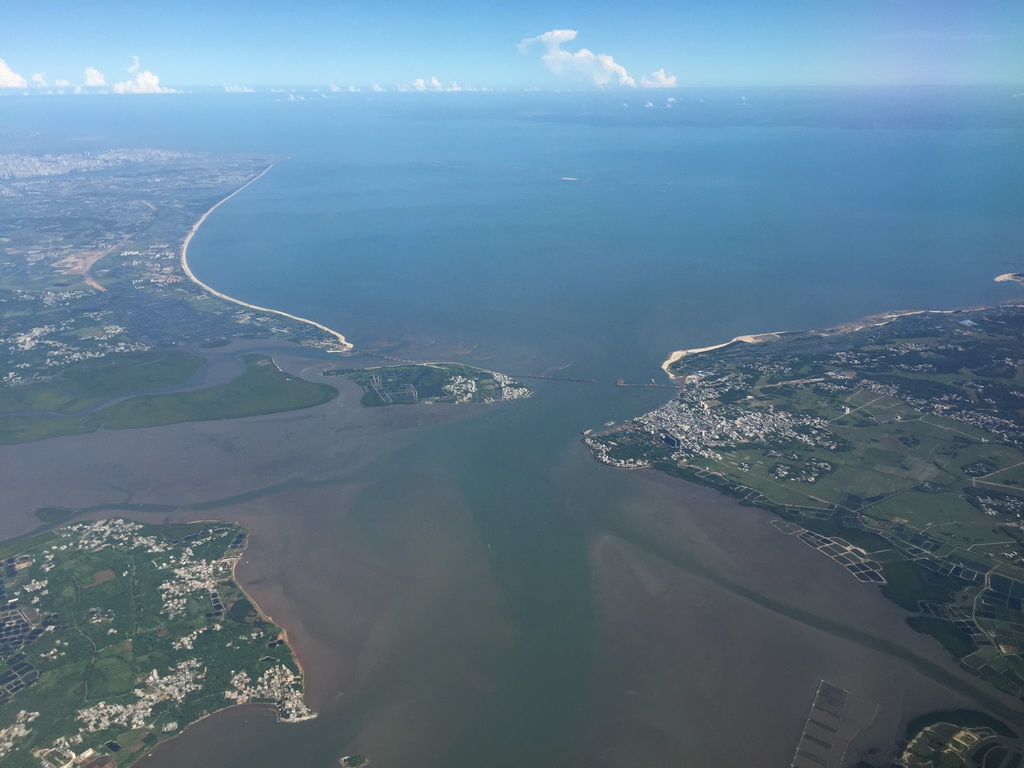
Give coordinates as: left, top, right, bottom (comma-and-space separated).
589, 303, 1024, 706
0, 519, 313, 768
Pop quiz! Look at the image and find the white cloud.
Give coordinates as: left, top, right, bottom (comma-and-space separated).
55, 78, 71, 87
518, 30, 635, 88
31, 72, 47, 87
112, 67, 176, 94
348, 85, 359, 92
411, 76, 463, 92
0, 59, 28, 88
127, 55, 140, 74
640, 68, 677, 88
84, 67, 106, 86
224, 84, 255, 93
371, 83, 384, 92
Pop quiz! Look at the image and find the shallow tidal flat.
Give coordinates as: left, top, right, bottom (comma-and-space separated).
1, 345, 1015, 766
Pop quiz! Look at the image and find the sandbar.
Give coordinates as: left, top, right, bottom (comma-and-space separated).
180, 164, 353, 351
661, 332, 784, 376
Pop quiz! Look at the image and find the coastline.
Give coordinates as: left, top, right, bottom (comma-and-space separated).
228, 546, 312, 709
661, 332, 785, 377
180, 164, 353, 352
659, 305, 981, 377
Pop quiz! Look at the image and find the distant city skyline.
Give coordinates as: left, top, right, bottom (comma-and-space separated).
2, 0, 1022, 92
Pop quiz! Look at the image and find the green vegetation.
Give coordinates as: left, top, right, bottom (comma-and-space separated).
900, 711, 1021, 768
328, 363, 529, 406
908, 616, 978, 658
0, 349, 204, 416
34, 507, 76, 524
0, 519, 312, 768
97, 354, 336, 427
882, 560, 960, 611
0, 353, 337, 444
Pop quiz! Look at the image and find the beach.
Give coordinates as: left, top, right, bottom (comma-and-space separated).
660, 332, 785, 376
180, 164, 353, 352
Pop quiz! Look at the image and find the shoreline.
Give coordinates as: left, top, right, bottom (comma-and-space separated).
661, 332, 785, 377
227, 546, 312, 702
659, 305, 980, 377
180, 164, 353, 352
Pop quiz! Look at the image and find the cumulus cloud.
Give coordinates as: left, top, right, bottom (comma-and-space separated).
518, 30, 635, 87
411, 76, 462, 92
640, 68, 677, 88
84, 67, 106, 86
224, 84, 255, 93
55, 78, 71, 87
0, 59, 28, 87
371, 83, 384, 92
31, 72, 47, 87
112, 60, 176, 93
519, 30, 678, 90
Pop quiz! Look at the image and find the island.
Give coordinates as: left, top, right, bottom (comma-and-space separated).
0, 518, 313, 768
587, 304, 1024, 707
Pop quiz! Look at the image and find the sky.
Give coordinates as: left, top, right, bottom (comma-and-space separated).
2, 0, 1023, 92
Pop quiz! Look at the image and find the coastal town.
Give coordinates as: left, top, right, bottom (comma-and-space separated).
0, 519, 313, 768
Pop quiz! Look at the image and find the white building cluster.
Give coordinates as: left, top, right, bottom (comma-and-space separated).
493, 372, 531, 401
76, 660, 206, 733
226, 665, 315, 722
0, 711, 39, 760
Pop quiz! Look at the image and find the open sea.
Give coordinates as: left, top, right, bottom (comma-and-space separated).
4, 87, 1024, 766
